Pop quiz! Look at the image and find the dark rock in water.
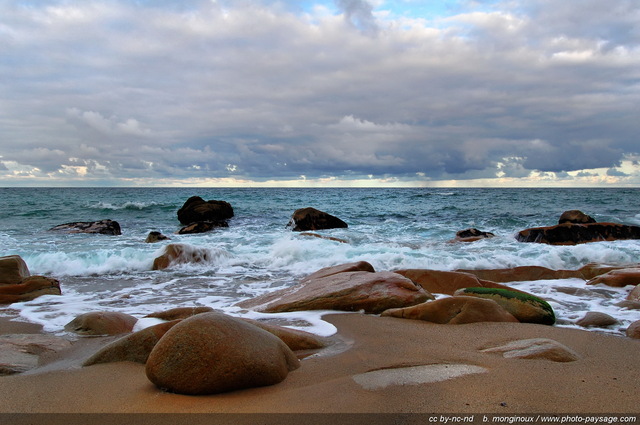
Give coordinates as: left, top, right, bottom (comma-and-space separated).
558, 210, 596, 225
49, 219, 121, 235
0, 255, 30, 285
145, 312, 299, 395
516, 222, 640, 245
145, 231, 170, 243
64, 311, 138, 336
287, 207, 348, 231
0, 276, 61, 304
178, 220, 228, 234
454, 228, 495, 242
177, 196, 233, 225
152, 243, 212, 270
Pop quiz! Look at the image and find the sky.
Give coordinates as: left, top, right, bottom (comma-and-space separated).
1, 0, 639, 187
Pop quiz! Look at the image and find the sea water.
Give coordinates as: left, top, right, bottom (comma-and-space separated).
0, 187, 639, 336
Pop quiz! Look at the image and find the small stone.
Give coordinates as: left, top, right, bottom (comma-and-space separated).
576, 312, 619, 328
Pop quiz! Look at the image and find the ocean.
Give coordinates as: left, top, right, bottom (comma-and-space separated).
1, 187, 639, 337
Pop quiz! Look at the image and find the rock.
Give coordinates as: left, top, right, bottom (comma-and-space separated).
145, 231, 170, 243
615, 300, 640, 310
83, 320, 180, 366
49, 219, 122, 235
177, 220, 228, 234
587, 268, 640, 288
577, 263, 630, 280
626, 320, 640, 339
145, 306, 214, 321
453, 287, 556, 325
177, 196, 233, 225
516, 222, 640, 245
241, 319, 328, 351
453, 228, 495, 242
299, 233, 348, 243
455, 266, 584, 283
627, 285, 640, 301
0, 255, 30, 285
558, 210, 596, 225
482, 338, 580, 362
64, 311, 138, 336
152, 243, 211, 270
0, 334, 72, 375
237, 271, 432, 314
575, 312, 619, 328
145, 312, 299, 395
301, 261, 375, 283
381, 296, 519, 324
394, 269, 521, 295
287, 207, 348, 232
0, 276, 61, 304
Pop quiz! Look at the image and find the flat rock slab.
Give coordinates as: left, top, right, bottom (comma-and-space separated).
0, 334, 72, 375
352, 364, 488, 390
481, 338, 580, 362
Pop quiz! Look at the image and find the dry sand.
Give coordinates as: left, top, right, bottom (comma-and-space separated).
0, 312, 638, 423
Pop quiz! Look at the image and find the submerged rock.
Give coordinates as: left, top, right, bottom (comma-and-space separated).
64, 311, 138, 336
381, 296, 518, 324
482, 338, 580, 362
516, 222, 640, 245
287, 207, 348, 231
145, 312, 299, 395
177, 196, 233, 225
49, 219, 122, 235
454, 287, 556, 325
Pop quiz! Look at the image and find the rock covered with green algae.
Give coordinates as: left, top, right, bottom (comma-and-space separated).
453, 287, 556, 325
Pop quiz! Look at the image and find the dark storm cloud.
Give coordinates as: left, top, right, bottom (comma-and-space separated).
0, 0, 638, 185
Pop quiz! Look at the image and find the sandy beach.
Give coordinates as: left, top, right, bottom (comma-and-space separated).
1, 311, 639, 424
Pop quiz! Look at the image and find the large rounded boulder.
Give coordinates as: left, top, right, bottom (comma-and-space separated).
177, 196, 234, 225
64, 311, 138, 336
287, 207, 348, 231
145, 312, 299, 395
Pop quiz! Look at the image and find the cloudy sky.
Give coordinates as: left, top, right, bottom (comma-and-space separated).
1, 0, 639, 187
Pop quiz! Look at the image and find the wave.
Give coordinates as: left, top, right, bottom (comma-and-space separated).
87, 201, 162, 211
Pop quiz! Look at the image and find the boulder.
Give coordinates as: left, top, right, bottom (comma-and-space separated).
177, 220, 228, 234
145, 306, 214, 321
586, 268, 640, 288
177, 196, 233, 225
241, 319, 328, 352
287, 207, 348, 232
577, 263, 630, 280
0, 255, 30, 285
145, 231, 170, 243
481, 338, 580, 362
152, 243, 211, 270
394, 269, 521, 295
0, 276, 61, 304
453, 287, 556, 325
0, 334, 72, 375
516, 222, 640, 245
558, 210, 596, 225
301, 261, 375, 283
381, 296, 519, 324
626, 320, 640, 339
455, 266, 584, 283
49, 219, 121, 235
627, 285, 640, 301
83, 320, 181, 366
616, 300, 640, 310
64, 311, 138, 336
575, 312, 619, 328
453, 228, 495, 242
237, 271, 432, 314
145, 312, 299, 395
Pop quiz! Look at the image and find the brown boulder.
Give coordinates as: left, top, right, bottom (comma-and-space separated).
0, 276, 61, 304
241, 319, 328, 352
177, 220, 229, 234
627, 285, 640, 301
516, 222, 640, 245
626, 320, 640, 339
152, 243, 211, 270
145, 312, 299, 395
49, 219, 121, 235
237, 271, 432, 314
381, 296, 519, 324
0, 255, 30, 285
576, 312, 619, 328
145, 231, 170, 243
287, 207, 348, 231
481, 338, 580, 362
64, 311, 138, 336
177, 196, 233, 225
587, 268, 640, 288
301, 261, 375, 283
453, 228, 495, 242
558, 210, 596, 225
394, 269, 521, 295
455, 266, 583, 283
83, 320, 180, 366
578, 263, 631, 280
145, 306, 214, 321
